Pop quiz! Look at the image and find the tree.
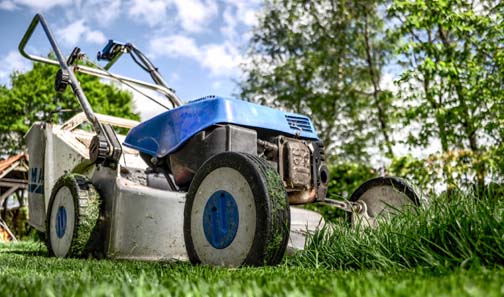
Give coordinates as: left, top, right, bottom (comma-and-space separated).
240, 0, 397, 163
0, 61, 140, 155
388, 0, 504, 188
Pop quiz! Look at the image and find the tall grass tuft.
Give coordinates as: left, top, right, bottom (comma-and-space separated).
292, 189, 504, 270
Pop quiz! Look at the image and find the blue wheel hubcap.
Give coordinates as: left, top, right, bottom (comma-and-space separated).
56, 206, 67, 238
203, 190, 239, 249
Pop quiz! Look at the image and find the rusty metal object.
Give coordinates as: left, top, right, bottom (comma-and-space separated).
285, 140, 311, 188
257, 139, 278, 154
0, 218, 17, 242
274, 136, 326, 204
288, 188, 316, 204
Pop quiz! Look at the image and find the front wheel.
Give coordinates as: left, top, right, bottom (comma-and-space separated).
184, 152, 290, 267
349, 176, 424, 227
46, 174, 101, 258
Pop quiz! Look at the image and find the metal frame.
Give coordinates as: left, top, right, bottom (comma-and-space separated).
19, 14, 101, 132
18, 14, 182, 110
18, 13, 181, 163
323, 198, 364, 213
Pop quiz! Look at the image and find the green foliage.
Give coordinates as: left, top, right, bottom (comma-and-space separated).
2, 206, 31, 240
1, 242, 504, 296
302, 162, 378, 224
389, 154, 442, 195
242, 0, 504, 190
388, 0, 504, 188
328, 162, 378, 199
241, 0, 397, 162
390, 151, 504, 195
0, 61, 139, 155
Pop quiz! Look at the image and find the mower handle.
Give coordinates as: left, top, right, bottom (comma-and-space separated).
18, 14, 182, 109
19, 13, 102, 132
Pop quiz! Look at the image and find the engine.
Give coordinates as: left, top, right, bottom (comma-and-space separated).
164, 124, 329, 204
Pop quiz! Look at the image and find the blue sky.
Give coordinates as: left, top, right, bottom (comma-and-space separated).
0, 0, 261, 119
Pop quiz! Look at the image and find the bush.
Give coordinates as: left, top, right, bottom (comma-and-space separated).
327, 162, 378, 199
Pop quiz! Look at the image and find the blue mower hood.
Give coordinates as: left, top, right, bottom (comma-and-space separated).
123, 96, 319, 158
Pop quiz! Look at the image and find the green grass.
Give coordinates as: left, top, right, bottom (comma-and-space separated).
294, 191, 504, 270
1, 242, 503, 297
1, 191, 503, 296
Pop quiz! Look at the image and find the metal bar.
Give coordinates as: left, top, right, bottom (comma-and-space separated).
128, 44, 183, 107
61, 112, 140, 132
19, 14, 102, 134
322, 198, 362, 213
0, 161, 20, 179
73, 65, 179, 108
0, 182, 26, 189
13, 52, 178, 109
0, 186, 22, 207
0, 219, 17, 242
18, 15, 182, 109
104, 51, 124, 70
0, 178, 28, 184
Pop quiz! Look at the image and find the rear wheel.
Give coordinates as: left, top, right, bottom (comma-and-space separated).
46, 174, 101, 258
349, 176, 423, 227
184, 152, 290, 267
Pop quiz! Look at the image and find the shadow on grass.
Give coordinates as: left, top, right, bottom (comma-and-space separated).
0, 241, 47, 257
1, 248, 47, 257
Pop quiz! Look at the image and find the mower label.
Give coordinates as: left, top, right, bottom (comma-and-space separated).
29, 167, 44, 194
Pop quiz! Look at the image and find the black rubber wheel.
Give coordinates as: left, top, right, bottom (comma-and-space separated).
348, 176, 423, 225
184, 152, 290, 267
46, 174, 101, 258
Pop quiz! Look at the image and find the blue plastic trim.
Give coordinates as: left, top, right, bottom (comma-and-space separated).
56, 206, 67, 238
98, 39, 126, 61
203, 190, 239, 249
124, 96, 319, 158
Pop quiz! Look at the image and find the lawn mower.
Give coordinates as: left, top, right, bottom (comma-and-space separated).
20, 14, 423, 267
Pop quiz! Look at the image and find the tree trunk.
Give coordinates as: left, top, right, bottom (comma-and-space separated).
362, 7, 395, 159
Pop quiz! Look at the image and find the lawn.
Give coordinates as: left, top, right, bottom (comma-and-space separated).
1, 242, 503, 297
1, 192, 503, 296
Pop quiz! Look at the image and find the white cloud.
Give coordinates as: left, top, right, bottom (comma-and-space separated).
149, 35, 242, 76
228, 0, 260, 27
76, 0, 122, 27
128, 0, 169, 27
171, 0, 217, 33
219, 0, 260, 40
56, 19, 107, 46
0, 51, 32, 83
85, 30, 107, 44
0, 1, 16, 10
242, 9, 258, 27
149, 35, 200, 59
127, 0, 217, 32
211, 80, 222, 90
169, 72, 180, 83
130, 87, 171, 120
221, 6, 238, 40
0, 0, 71, 10
200, 42, 242, 75
56, 20, 86, 45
